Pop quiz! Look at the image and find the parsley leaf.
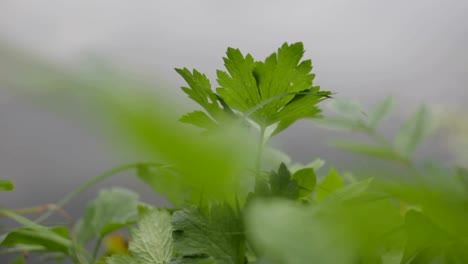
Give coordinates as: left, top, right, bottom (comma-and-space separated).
217, 48, 261, 113
179, 111, 218, 130
217, 42, 329, 129
76, 188, 140, 245
106, 209, 173, 264
171, 204, 245, 264
176, 68, 236, 129
251, 163, 302, 200
179, 42, 330, 135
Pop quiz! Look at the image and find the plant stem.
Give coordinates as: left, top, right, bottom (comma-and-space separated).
92, 236, 104, 260
0, 204, 73, 227
34, 162, 164, 223
256, 126, 266, 176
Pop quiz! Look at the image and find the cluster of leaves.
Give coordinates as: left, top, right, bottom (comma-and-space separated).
1, 41, 468, 264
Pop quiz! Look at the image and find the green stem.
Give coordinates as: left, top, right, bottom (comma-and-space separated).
256, 126, 266, 176
34, 162, 163, 223
92, 236, 104, 260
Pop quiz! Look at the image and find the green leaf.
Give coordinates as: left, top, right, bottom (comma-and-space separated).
291, 168, 316, 197
216, 48, 261, 113
369, 96, 394, 128
315, 167, 344, 202
179, 110, 218, 130
1, 226, 71, 254
176, 68, 223, 117
307, 158, 326, 171
0, 46, 257, 205
94, 85, 257, 205
130, 209, 173, 264
0, 210, 73, 254
401, 210, 446, 264
252, 163, 301, 200
253, 43, 314, 117
269, 163, 300, 199
217, 42, 329, 129
0, 179, 14, 191
330, 140, 405, 162
170, 259, 215, 264
270, 90, 326, 135
394, 104, 432, 158
76, 188, 139, 244
245, 199, 354, 264
324, 178, 374, 202
136, 164, 189, 205
171, 204, 245, 264
107, 255, 137, 264
107, 209, 173, 264
176, 67, 236, 127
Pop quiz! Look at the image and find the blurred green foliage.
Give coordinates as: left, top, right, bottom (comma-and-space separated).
0, 41, 467, 264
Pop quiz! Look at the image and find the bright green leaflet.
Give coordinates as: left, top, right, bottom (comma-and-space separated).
315, 167, 344, 202
107, 209, 173, 264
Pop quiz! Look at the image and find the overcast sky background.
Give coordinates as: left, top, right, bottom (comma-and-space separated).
0, 1, 467, 261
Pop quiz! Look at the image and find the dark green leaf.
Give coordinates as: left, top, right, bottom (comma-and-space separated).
269, 163, 300, 199
291, 168, 316, 197
171, 204, 245, 264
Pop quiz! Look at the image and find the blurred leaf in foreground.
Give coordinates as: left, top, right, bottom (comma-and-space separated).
0, 42, 257, 205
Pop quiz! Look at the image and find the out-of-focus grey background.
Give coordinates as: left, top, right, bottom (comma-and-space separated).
0, 0, 467, 261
